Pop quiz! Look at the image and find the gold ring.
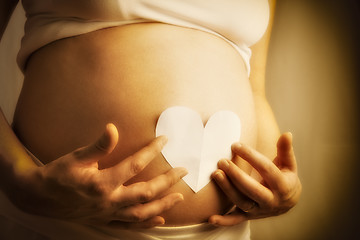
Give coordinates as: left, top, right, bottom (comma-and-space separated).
242, 201, 257, 213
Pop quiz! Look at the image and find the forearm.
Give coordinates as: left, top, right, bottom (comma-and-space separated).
249, 0, 279, 159
253, 95, 280, 159
0, 109, 37, 186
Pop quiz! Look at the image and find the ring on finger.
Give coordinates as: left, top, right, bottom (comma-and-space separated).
242, 201, 257, 213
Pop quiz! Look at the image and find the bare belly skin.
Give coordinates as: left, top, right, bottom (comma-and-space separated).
13, 23, 257, 225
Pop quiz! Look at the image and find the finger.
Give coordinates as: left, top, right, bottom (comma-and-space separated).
212, 170, 258, 211
231, 143, 286, 192
209, 210, 248, 226
73, 123, 119, 164
216, 160, 273, 206
114, 167, 188, 205
276, 132, 297, 171
114, 193, 183, 222
107, 216, 165, 229
109, 136, 167, 182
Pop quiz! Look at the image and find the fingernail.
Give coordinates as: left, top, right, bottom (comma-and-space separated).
158, 135, 168, 146
213, 171, 224, 181
176, 167, 188, 178
154, 217, 165, 225
288, 132, 293, 141
174, 194, 184, 204
218, 159, 230, 170
234, 143, 242, 148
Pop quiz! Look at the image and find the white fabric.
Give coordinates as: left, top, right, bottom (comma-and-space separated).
0, 192, 250, 240
18, 0, 270, 74
99, 221, 250, 240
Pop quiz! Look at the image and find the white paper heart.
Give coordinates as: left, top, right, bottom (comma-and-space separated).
155, 106, 241, 192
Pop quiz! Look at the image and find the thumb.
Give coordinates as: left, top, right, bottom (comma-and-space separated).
73, 123, 119, 163
276, 132, 297, 171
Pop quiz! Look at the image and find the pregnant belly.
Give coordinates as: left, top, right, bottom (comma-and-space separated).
13, 23, 257, 225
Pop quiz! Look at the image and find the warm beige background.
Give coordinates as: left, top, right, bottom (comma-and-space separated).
251, 0, 360, 239
1, 1, 359, 239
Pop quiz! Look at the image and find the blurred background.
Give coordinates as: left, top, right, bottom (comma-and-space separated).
252, 0, 360, 239
1, 0, 359, 239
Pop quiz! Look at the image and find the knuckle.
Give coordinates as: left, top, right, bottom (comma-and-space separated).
86, 183, 105, 196
130, 208, 147, 222
259, 192, 275, 208
84, 176, 107, 196
263, 198, 277, 211
162, 200, 173, 211
129, 158, 145, 175
94, 141, 109, 153
151, 138, 164, 152
240, 145, 252, 157
262, 160, 274, 173
245, 145, 256, 157
147, 140, 163, 157
262, 161, 278, 178
72, 147, 86, 159
159, 196, 173, 209
137, 187, 154, 202
166, 172, 178, 186
279, 185, 301, 208
278, 185, 292, 199
251, 187, 264, 200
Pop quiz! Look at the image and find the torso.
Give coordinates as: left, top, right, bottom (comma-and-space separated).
13, 23, 257, 225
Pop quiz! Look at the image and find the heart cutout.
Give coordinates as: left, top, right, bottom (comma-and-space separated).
155, 106, 241, 192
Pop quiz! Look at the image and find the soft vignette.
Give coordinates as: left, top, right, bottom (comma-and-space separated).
0, 1, 359, 239
251, 0, 360, 239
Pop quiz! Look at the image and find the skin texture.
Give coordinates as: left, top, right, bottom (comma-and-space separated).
209, 133, 301, 226
207, 0, 301, 226
13, 23, 254, 225
0, 0, 302, 229
1, 123, 188, 228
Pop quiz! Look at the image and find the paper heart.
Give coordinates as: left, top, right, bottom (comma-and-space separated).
155, 106, 241, 192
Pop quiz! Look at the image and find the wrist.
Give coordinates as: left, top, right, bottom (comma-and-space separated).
0, 154, 43, 214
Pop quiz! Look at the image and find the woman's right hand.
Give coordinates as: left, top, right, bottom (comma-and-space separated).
9, 123, 187, 228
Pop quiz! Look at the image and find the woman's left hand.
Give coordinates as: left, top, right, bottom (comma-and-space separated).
209, 132, 302, 226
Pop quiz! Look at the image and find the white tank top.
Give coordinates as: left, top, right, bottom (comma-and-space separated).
18, 0, 269, 73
